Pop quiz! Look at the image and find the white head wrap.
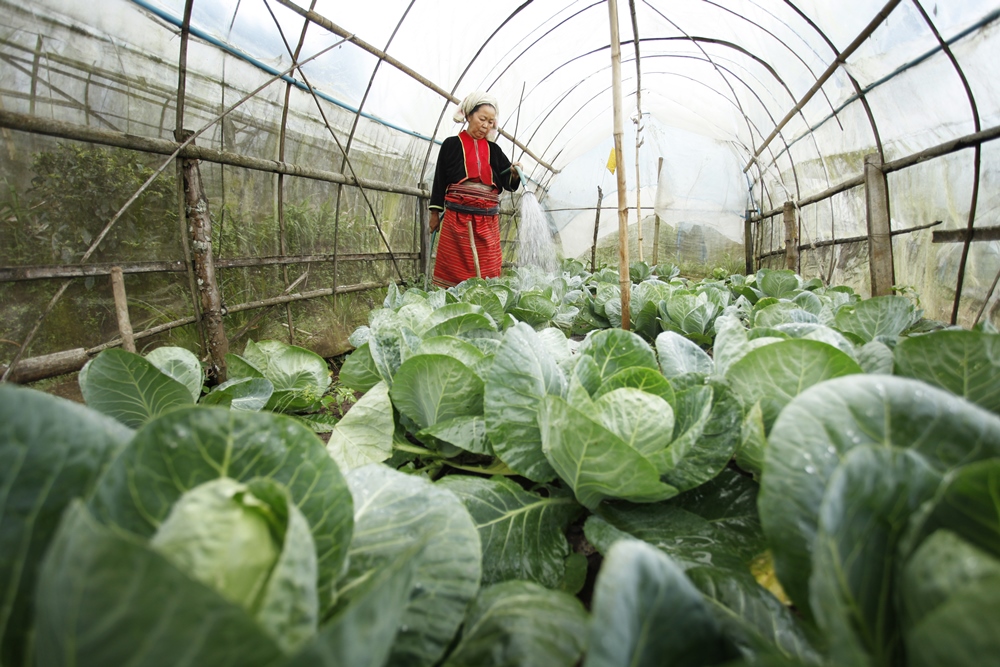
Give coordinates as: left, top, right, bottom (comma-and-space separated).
452, 91, 499, 124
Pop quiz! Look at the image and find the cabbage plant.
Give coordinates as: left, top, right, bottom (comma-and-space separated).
77, 339, 334, 429
9, 267, 1000, 667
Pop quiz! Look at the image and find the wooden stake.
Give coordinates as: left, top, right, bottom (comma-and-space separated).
652, 157, 662, 265
591, 186, 603, 272
744, 212, 754, 275
420, 186, 431, 289
468, 220, 482, 278
608, 0, 631, 329
864, 153, 894, 295
783, 202, 798, 272
110, 267, 135, 353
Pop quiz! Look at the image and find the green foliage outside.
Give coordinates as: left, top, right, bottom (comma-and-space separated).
0, 142, 416, 366
2, 143, 179, 265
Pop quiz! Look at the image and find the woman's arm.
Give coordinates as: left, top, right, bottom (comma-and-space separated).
430, 137, 461, 211
489, 143, 521, 192
429, 138, 462, 232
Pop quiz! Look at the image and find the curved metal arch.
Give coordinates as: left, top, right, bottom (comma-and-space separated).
644, 0, 820, 226
417, 0, 537, 187
637, 35, 839, 217
481, 0, 604, 94
514, 40, 807, 226
478, 0, 836, 174
533, 69, 778, 238
533, 67, 768, 181
640, 56, 804, 224
502, 30, 827, 208
698, 0, 847, 261
693, 0, 844, 131
264, 0, 319, 343
771, 0, 887, 283
908, 0, 984, 324
616, 3, 764, 190
778, 0, 886, 161
765, 8, 1000, 167
516, 53, 801, 216
518, 34, 804, 139
328, 0, 416, 301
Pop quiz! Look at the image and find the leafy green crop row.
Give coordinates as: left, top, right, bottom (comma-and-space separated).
3, 262, 1000, 667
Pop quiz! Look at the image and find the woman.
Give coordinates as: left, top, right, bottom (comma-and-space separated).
429, 91, 521, 288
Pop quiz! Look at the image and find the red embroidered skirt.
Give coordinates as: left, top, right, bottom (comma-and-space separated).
433, 183, 502, 288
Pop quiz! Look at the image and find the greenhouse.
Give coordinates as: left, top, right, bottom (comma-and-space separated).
2, 1, 1000, 666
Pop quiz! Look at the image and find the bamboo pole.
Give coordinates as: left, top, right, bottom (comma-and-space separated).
652, 157, 662, 265
0, 348, 89, 385
0, 110, 428, 197
230, 269, 310, 345
608, 0, 631, 329
110, 267, 135, 353
629, 0, 643, 263
420, 183, 432, 289
0, 252, 419, 282
591, 186, 603, 272
932, 226, 1000, 243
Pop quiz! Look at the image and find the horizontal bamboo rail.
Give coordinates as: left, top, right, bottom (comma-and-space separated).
933, 225, 1000, 243
751, 121, 1000, 221
0, 109, 430, 198
0, 252, 420, 282
756, 220, 943, 260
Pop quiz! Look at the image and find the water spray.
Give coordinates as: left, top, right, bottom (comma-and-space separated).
512, 165, 558, 273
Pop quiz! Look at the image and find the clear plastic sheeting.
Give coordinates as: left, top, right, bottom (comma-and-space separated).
2, 0, 1000, 372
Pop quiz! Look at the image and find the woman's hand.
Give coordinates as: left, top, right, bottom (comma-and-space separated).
510, 162, 523, 186
429, 210, 440, 233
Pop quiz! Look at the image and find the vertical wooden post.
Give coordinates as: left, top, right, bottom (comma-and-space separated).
179, 131, 229, 382
744, 211, 754, 275
608, 0, 631, 329
420, 185, 431, 289
110, 267, 135, 353
29, 35, 43, 116
865, 153, 895, 296
652, 157, 663, 266
591, 186, 603, 272
175, 1, 209, 358
783, 201, 798, 272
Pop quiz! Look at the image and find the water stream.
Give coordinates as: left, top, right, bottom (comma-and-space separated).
516, 191, 558, 273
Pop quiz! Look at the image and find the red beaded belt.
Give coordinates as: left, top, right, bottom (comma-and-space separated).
444, 182, 499, 216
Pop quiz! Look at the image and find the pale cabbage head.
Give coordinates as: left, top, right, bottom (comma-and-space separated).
150, 477, 281, 612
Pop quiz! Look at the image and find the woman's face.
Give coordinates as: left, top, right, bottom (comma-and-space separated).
466, 104, 496, 140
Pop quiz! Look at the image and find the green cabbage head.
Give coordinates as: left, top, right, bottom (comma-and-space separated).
150, 477, 282, 613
